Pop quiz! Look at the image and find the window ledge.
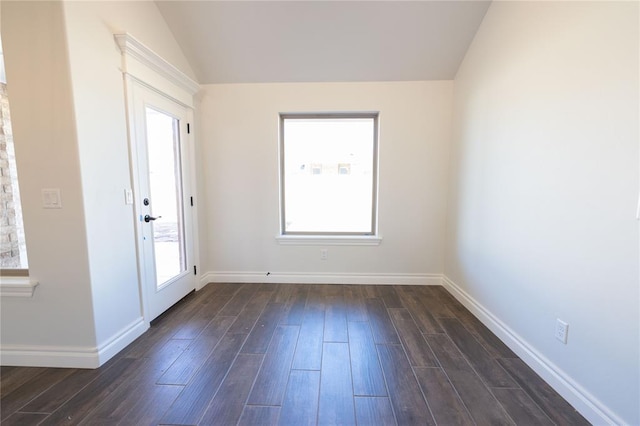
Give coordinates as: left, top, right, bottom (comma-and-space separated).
0, 276, 39, 298
276, 235, 382, 246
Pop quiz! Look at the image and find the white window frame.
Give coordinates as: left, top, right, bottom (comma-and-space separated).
0, 44, 37, 297
277, 112, 382, 246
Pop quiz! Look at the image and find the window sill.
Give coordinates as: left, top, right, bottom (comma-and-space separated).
276, 235, 382, 246
0, 276, 39, 298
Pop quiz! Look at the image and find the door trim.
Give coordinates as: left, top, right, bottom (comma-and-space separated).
117, 33, 200, 324
115, 33, 200, 97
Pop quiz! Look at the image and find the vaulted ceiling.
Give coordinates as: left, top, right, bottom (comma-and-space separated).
155, 1, 491, 84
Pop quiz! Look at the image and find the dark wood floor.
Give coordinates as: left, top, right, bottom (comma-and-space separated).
1, 283, 589, 425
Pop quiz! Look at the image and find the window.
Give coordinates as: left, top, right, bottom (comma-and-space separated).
338, 163, 351, 175
0, 37, 28, 273
311, 163, 323, 175
280, 113, 378, 236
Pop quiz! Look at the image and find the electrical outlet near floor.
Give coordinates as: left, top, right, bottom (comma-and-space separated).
555, 319, 569, 344
320, 249, 328, 260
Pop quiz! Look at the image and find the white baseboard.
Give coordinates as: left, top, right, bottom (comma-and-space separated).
0, 317, 148, 369
441, 276, 623, 426
95, 317, 148, 366
0, 344, 102, 369
200, 271, 442, 287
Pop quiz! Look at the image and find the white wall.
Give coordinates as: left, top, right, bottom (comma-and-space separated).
200, 81, 452, 282
1, 0, 197, 367
1, 1, 97, 355
446, 2, 639, 424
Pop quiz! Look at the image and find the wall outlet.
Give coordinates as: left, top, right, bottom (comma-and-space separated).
320, 249, 328, 260
555, 319, 569, 344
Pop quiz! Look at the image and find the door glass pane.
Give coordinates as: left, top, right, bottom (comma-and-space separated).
145, 107, 186, 288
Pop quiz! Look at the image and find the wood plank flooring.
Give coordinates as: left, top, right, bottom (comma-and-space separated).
0, 283, 590, 425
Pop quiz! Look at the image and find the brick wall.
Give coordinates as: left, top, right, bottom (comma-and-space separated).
0, 82, 25, 268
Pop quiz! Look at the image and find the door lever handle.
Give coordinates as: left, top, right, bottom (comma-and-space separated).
144, 214, 161, 223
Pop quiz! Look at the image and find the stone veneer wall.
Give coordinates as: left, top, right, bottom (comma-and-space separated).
0, 82, 26, 268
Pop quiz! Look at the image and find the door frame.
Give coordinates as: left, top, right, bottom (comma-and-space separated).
116, 34, 201, 325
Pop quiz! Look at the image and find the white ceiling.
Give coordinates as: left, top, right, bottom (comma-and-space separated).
155, 1, 491, 84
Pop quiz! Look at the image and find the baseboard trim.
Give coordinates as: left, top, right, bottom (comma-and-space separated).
0, 317, 148, 369
1, 344, 101, 369
96, 317, 148, 366
441, 275, 623, 426
201, 271, 442, 287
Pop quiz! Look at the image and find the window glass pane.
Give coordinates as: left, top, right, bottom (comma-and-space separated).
282, 115, 377, 234
0, 38, 28, 269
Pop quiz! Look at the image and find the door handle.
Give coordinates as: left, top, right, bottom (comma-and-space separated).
144, 214, 161, 222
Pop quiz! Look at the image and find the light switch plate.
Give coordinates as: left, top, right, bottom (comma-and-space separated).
42, 188, 62, 209
124, 189, 133, 205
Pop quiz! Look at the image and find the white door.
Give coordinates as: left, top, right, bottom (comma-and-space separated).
132, 85, 195, 321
